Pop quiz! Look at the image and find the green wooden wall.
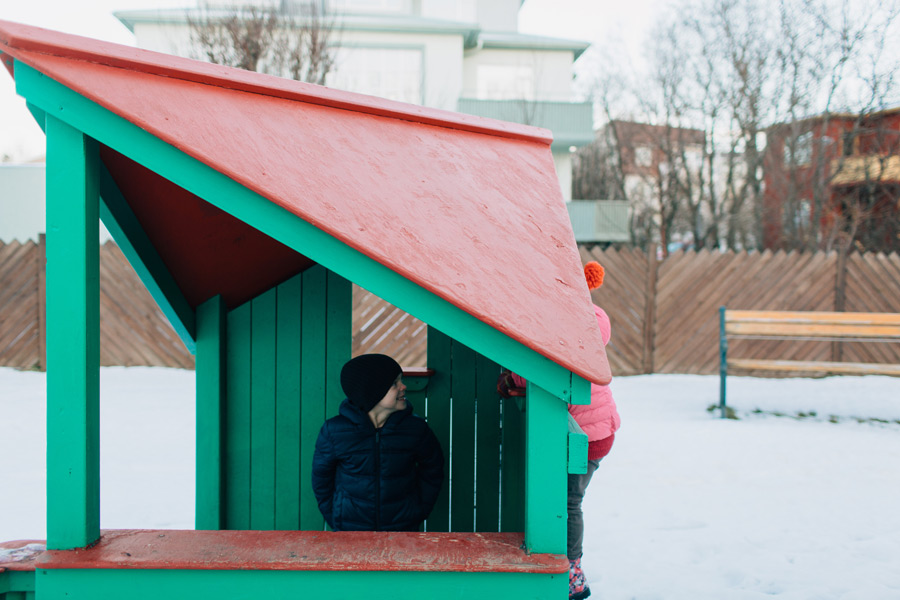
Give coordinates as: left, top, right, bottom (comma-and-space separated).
420, 327, 525, 533
195, 272, 531, 534
195, 265, 352, 531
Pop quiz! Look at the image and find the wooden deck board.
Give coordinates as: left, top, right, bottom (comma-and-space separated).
36, 530, 568, 574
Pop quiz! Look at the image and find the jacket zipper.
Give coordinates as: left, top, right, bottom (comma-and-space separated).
374, 429, 381, 531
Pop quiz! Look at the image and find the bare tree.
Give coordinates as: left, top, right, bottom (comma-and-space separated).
187, 1, 337, 84
577, 0, 900, 253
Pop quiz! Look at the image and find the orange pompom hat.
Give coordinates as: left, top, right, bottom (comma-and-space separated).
584, 261, 605, 290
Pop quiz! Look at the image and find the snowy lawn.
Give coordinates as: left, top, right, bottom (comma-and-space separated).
2, 367, 899, 599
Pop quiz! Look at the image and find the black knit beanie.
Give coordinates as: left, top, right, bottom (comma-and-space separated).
340, 354, 403, 413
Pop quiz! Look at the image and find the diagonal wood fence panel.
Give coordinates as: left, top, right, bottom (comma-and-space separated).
0, 240, 41, 370
2, 238, 899, 374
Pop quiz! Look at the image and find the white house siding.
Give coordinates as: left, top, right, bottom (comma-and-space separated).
474, 0, 520, 32
552, 152, 573, 203
0, 164, 111, 242
420, 0, 477, 22
461, 48, 575, 102
327, 31, 464, 110
131, 21, 195, 57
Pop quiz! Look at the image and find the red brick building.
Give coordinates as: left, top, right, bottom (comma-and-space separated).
763, 107, 900, 252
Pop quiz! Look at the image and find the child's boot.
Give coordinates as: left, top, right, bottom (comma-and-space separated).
568, 557, 591, 600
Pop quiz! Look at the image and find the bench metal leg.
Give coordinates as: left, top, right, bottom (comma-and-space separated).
719, 306, 728, 419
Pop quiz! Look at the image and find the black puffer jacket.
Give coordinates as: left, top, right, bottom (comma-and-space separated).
311, 399, 444, 531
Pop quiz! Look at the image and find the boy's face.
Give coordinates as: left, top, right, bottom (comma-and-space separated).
373, 375, 407, 414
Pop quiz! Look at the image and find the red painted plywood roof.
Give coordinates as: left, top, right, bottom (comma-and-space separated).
0, 20, 610, 385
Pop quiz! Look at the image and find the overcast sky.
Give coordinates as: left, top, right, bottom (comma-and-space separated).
0, 0, 660, 161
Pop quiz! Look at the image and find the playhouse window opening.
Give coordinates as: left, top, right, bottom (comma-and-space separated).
98, 367, 196, 532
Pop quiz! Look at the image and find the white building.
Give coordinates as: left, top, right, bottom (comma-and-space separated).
114, 0, 594, 201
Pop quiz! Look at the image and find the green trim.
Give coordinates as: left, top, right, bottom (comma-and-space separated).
98, 166, 196, 352
523, 382, 567, 555
37, 567, 566, 599
478, 33, 590, 60
15, 60, 581, 403
44, 115, 100, 550
24, 96, 197, 351
566, 414, 587, 475
0, 569, 35, 594
195, 295, 226, 529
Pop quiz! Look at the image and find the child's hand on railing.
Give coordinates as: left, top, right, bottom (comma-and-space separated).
496, 371, 525, 398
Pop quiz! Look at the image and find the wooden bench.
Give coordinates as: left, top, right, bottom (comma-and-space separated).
718, 307, 900, 417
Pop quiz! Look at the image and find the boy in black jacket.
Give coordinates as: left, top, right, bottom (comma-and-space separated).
312, 354, 444, 531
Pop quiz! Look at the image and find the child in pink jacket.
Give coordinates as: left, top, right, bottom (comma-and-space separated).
499, 261, 620, 600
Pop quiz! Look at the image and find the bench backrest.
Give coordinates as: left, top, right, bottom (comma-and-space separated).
724, 310, 900, 341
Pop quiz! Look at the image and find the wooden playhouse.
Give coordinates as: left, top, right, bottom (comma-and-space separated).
0, 21, 611, 600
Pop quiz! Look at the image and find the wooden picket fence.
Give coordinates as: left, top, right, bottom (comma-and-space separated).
2, 237, 899, 374
0, 237, 195, 370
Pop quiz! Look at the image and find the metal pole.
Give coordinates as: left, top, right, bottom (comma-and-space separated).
719, 306, 728, 419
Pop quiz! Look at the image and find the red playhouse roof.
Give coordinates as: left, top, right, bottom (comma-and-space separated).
0, 20, 610, 386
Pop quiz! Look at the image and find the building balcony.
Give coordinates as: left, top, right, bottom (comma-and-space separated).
831, 155, 900, 186
456, 98, 594, 151
567, 199, 630, 243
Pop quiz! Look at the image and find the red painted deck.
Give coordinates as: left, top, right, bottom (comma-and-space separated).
0, 20, 611, 385
36, 530, 567, 574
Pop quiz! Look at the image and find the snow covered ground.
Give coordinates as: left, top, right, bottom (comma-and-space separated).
2, 367, 899, 599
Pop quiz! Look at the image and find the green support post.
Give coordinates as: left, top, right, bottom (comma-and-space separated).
196, 295, 227, 529
45, 115, 101, 550
523, 382, 568, 555
719, 306, 728, 419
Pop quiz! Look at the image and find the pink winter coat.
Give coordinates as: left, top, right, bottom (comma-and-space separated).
570, 305, 621, 442
512, 305, 621, 443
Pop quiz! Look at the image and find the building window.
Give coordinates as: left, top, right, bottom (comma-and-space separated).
784, 131, 813, 166
325, 47, 422, 104
476, 65, 535, 101
842, 131, 857, 157
634, 145, 652, 168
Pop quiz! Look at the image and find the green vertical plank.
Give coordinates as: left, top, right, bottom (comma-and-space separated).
299, 266, 327, 530
500, 392, 525, 533
474, 354, 501, 532
524, 382, 568, 554
449, 342, 476, 532
195, 295, 226, 530
250, 288, 277, 530
45, 116, 100, 550
275, 275, 303, 530
403, 376, 429, 409
425, 326, 452, 532
225, 302, 252, 529
325, 270, 352, 418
